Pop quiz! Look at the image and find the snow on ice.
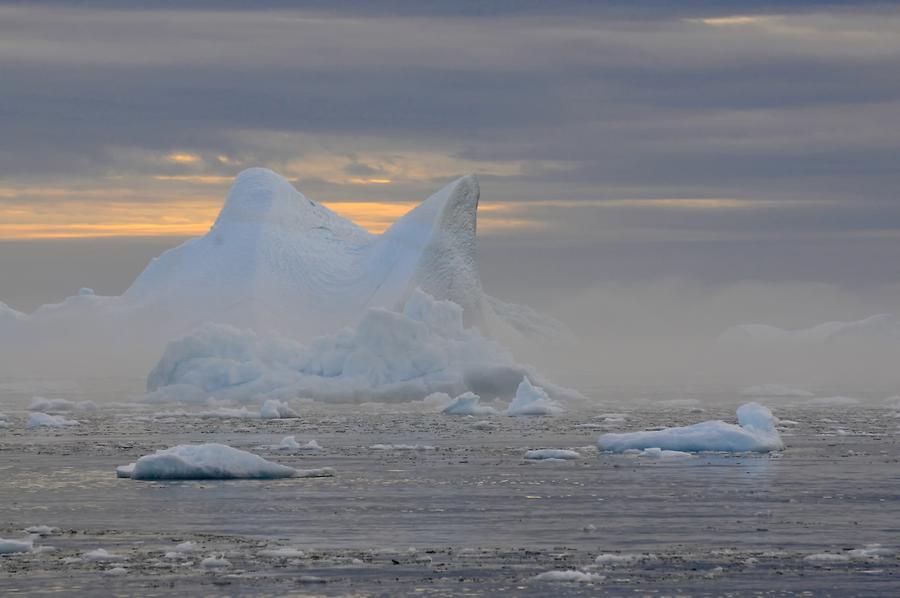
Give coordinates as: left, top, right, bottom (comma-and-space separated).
598, 402, 784, 453
524, 449, 580, 460
506, 377, 562, 416
27, 412, 79, 428
116, 443, 320, 480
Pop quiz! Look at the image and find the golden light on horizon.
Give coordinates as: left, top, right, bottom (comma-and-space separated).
0, 197, 544, 239
166, 152, 202, 164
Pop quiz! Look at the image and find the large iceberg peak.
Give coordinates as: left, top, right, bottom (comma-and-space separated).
214, 167, 358, 234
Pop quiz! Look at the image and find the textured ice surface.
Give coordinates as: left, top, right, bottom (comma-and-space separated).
598, 402, 784, 453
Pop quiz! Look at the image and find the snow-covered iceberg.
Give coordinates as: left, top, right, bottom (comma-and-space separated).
0, 168, 569, 378
598, 403, 784, 453
145, 289, 582, 404
116, 443, 313, 480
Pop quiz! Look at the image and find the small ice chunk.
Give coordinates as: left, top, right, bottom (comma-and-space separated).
78, 287, 95, 296
298, 439, 321, 451
506, 377, 562, 416
804, 553, 849, 564
369, 444, 435, 451
524, 449, 579, 460
83, 548, 127, 562
277, 435, 300, 450
199, 556, 230, 568
24, 525, 58, 536
105, 566, 128, 576
0, 537, 33, 554
174, 541, 197, 552
258, 547, 306, 558
28, 397, 97, 412
534, 570, 604, 583
598, 402, 783, 453
848, 544, 893, 560
259, 399, 298, 419
118, 443, 298, 480
442, 392, 498, 416
116, 463, 135, 478
27, 412, 79, 428
471, 420, 497, 430
595, 553, 642, 565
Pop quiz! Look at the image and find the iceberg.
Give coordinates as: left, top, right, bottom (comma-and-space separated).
117, 443, 300, 480
598, 403, 784, 453
145, 289, 582, 405
506, 377, 562, 416
0, 537, 33, 555
0, 169, 570, 378
27, 412, 79, 428
442, 392, 499, 416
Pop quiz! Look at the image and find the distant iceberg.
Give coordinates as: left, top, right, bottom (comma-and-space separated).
598, 403, 783, 453
145, 289, 582, 405
721, 314, 900, 344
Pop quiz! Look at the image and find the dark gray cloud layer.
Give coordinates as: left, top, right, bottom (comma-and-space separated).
2, 1, 900, 312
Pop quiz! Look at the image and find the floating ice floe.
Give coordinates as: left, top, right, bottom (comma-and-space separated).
369, 443, 435, 451
27, 397, 98, 412
116, 443, 332, 480
524, 449, 580, 460
442, 392, 498, 416
0, 537, 33, 554
24, 525, 58, 536
145, 290, 581, 406
595, 553, 651, 565
199, 556, 230, 568
83, 548, 127, 562
534, 570, 604, 583
27, 412, 79, 428
258, 547, 306, 558
204, 399, 299, 420
506, 377, 562, 416
277, 436, 321, 451
598, 402, 784, 453
740, 384, 814, 398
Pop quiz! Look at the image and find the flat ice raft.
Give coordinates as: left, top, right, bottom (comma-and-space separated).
116, 443, 333, 480
598, 403, 784, 453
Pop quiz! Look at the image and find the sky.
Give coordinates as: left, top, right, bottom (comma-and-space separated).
2, 0, 900, 316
